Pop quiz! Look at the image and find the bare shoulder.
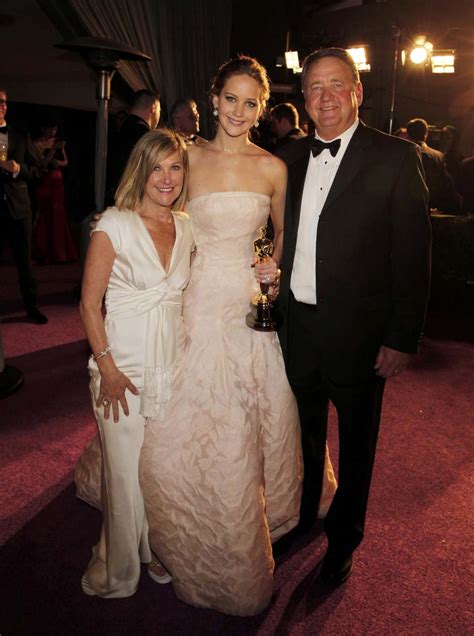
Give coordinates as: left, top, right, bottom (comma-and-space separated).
250, 143, 287, 178
254, 148, 288, 183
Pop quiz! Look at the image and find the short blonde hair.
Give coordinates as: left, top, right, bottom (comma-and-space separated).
115, 129, 188, 211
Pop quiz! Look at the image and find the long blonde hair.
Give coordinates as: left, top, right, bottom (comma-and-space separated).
115, 129, 189, 211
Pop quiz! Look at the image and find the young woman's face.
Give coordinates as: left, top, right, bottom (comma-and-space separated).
213, 73, 263, 137
143, 149, 184, 210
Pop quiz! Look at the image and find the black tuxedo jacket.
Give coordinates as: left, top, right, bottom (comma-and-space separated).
107, 115, 150, 203
278, 122, 432, 383
118, 115, 150, 166
1, 125, 43, 220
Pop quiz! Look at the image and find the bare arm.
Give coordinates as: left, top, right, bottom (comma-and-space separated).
54, 141, 68, 168
80, 231, 138, 422
254, 157, 287, 286
268, 158, 287, 265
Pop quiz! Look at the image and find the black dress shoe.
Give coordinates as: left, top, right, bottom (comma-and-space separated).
26, 307, 48, 325
320, 552, 353, 586
0, 365, 24, 399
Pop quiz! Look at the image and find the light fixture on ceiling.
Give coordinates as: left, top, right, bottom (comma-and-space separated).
431, 50, 455, 73
285, 50, 302, 73
346, 46, 371, 72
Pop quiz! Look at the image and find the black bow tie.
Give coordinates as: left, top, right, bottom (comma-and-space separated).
0, 125, 7, 133
310, 137, 341, 158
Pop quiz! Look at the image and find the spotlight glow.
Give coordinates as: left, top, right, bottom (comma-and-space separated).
410, 46, 428, 64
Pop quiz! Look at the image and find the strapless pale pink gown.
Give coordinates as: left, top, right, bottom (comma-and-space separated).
138, 192, 335, 615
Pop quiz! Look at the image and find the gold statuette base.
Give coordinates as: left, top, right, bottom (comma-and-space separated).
246, 295, 280, 332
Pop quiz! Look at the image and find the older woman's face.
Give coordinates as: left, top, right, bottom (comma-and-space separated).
143, 149, 184, 210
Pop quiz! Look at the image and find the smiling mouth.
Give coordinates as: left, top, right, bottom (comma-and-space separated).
157, 187, 173, 193
228, 117, 245, 126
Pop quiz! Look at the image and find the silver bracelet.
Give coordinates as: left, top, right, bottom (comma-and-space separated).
94, 345, 111, 360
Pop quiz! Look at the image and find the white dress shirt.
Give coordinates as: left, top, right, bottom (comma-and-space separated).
290, 118, 359, 304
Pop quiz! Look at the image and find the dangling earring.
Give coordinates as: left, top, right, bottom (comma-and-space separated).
213, 107, 218, 117
254, 120, 259, 128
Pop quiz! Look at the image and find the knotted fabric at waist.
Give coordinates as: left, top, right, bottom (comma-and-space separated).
105, 285, 182, 319
105, 285, 183, 420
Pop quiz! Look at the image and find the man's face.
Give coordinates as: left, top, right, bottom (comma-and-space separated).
150, 100, 161, 129
0, 91, 7, 125
271, 116, 285, 138
303, 57, 362, 140
173, 104, 200, 136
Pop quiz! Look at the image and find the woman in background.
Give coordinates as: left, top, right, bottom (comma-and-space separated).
33, 122, 77, 263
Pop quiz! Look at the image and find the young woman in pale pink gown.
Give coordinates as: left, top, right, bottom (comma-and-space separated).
138, 56, 337, 616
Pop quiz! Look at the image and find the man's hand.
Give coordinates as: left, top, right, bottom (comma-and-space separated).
90, 212, 103, 231
0, 159, 20, 175
374, 345, 410, 379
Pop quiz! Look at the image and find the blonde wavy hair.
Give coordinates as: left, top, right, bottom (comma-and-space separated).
115, 128, 188, 211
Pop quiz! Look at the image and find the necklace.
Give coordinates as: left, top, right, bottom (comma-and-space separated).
215, 142, 248, 154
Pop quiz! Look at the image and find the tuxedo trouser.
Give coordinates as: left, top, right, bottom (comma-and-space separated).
0, 202, 38, 311
286, 292, 385, 556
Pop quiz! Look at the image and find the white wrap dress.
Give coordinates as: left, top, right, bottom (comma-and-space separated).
77, 207, 194, 598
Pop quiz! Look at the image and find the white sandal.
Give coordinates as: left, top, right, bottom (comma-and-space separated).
147, 557, 172, 584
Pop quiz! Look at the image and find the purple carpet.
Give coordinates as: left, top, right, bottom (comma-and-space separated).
0, 262, 472, 635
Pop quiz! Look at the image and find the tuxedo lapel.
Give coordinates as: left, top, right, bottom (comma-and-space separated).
321, 122, 374, 215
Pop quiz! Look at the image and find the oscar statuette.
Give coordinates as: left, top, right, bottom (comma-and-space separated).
246, 226, 280, 332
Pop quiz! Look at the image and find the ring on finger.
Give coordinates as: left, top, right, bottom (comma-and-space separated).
102, 398, 111, 406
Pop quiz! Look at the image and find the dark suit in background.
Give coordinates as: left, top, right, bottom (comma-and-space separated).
0, 125, 44, 314
406, 118, 461, 213
417, 141, 461, 212
106, 114, 150, 206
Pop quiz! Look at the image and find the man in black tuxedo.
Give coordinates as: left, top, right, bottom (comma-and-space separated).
0, 89, 47, 324
278, 49, 431, 585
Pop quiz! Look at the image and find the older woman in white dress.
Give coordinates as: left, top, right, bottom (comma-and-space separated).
78, 129, 194, 598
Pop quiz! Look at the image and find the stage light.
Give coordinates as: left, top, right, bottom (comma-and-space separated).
410, 46, 428, 64
409, 35, 433, 65
431, 51, 455, 73
346, 47, 371, 72
285, 51, 300, 70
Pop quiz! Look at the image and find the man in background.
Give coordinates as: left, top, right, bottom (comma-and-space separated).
406, 118, 461, 213
170, 98, 206, 145
0, 89, 47, 324
271, 102, 306, 159
106, 89, 160, 205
